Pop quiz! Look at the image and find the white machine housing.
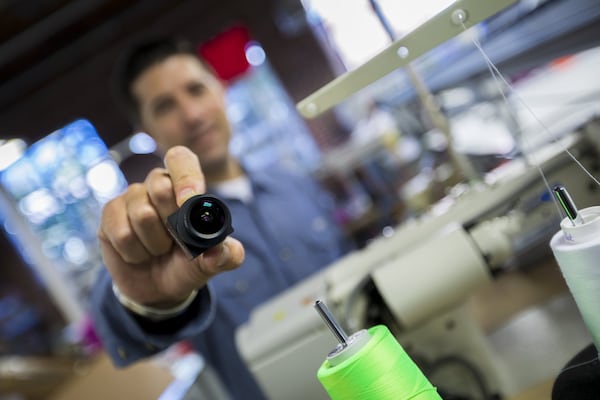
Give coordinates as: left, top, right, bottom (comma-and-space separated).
236, 119, 600, 399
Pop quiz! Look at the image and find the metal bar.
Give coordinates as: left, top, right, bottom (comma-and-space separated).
297, 0, 519, 118
314, 300, 349, 346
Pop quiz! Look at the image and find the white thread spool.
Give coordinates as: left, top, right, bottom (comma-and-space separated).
550, 206, 600, 356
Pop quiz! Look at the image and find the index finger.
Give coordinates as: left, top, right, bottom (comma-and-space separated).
164, 146, 206, 207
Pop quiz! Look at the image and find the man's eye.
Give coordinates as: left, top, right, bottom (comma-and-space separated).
188, 83, 206, 96
153, 100, 174, 116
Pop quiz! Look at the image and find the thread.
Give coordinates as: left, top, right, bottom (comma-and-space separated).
317, 325, 442, 400
465, 27, 561, 203
550, 206, 600, 354
459, 22, 600, 223
461, 8, 600, 360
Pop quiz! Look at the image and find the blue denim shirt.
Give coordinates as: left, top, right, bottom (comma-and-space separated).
90, 167, 349, 399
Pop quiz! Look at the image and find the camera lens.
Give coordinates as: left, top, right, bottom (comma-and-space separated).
189, 199, 226, 237
167, 194, 233, 259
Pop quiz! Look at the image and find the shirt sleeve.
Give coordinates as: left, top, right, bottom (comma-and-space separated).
89, 269, 216, 367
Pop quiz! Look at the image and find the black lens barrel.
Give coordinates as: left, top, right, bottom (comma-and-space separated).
167, 194, 233, 259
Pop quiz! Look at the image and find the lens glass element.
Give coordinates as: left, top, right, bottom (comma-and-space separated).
190, 200, 225, 236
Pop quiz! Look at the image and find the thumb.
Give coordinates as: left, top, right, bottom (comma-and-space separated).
164, 146, 206, 206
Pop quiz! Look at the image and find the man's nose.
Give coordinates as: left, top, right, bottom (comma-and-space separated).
180, 97, 203, 124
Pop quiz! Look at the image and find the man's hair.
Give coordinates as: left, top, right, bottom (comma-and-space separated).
112, 36, 197, 123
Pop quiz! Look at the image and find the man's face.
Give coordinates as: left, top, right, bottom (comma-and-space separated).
132, 54, 232, 173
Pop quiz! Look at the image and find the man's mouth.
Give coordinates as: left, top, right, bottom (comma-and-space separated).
189, 124, 218, 147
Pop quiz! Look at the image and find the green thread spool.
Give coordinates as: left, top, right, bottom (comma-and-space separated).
317, 324, 442, 400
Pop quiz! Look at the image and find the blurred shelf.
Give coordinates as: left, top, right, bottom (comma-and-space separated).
0, 355, 86, 400
49, 352, 173, 400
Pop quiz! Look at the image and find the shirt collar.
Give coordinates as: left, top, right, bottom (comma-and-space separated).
206, 165, 275, 201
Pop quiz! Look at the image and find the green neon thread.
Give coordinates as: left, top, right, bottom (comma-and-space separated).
317, 325, 442, 400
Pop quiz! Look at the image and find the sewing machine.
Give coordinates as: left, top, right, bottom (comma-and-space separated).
236, 0, 600, 398
236, 117, 600, 399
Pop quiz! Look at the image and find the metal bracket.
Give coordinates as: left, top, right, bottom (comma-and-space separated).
297, 0, 518, 118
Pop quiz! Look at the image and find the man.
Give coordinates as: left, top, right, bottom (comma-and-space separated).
91, 37, 348, 399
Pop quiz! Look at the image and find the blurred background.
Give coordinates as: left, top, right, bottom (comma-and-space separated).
0, 0, 599, 398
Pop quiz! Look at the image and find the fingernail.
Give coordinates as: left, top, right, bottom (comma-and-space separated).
202, 243, 228, 270
217, 243, 229, 266
178, 187, 196, 203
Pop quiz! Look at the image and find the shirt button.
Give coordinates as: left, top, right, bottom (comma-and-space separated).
312, 216, 328, 232
235, 280, 249, 294
117, 347, 128, 360
279, 247, 293, 261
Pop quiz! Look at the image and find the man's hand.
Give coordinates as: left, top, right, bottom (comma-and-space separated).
98, 146, 244, 308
